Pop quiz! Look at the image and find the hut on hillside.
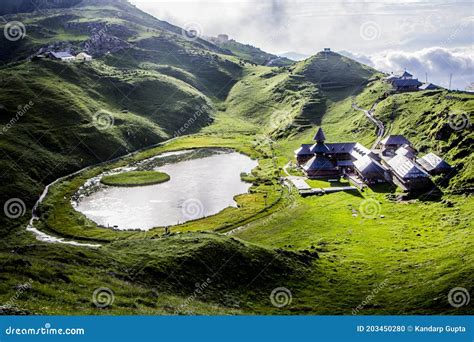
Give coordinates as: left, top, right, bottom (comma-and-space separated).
395, 144, 417, 160
379, 135, 412, 156
417, 153, 452, 175
48, 51, 75, 62
386, 154, 431, 190
76, 52, 93, 62
353, 155, 387, 183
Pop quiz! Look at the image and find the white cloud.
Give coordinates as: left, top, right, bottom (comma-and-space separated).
130, 1, 473, 90
340, 47, 474, 90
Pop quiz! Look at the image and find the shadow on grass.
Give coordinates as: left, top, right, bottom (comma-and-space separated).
368, 183, 396, 193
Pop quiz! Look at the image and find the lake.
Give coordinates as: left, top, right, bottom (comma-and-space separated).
75, 148, 258, 230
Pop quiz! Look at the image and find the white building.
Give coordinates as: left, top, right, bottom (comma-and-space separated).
49, 51, 75, 62
76, 52, 93, 62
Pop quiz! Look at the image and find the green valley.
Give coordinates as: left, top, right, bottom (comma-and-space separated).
0, 0, 472, 317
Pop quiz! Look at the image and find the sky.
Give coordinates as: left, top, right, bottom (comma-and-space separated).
130, 0, 474, 90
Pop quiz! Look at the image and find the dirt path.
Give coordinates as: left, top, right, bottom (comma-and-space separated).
352, 100, 385, 149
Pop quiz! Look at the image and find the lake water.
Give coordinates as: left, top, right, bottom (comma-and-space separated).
75, 149, 258, 230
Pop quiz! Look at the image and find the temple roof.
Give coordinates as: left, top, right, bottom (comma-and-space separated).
380, 135, 411, 146
354, 155, 386, 176
313, 127, 326, 142
310, 142, 330, 154
303, 155, 337, 171
294, 144, 313, 155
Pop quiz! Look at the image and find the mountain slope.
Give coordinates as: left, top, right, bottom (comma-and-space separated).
0, 0, 473, 318
224, 51, 379, 138
210, 38, 294, 67
0, 0, 242, 233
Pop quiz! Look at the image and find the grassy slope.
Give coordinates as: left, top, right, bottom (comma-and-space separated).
373, 89, 474, 190
214, 39, 294, 67
0, 3, 472, 316
0, 0, 244, 233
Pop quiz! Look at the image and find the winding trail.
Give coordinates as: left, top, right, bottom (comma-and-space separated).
352, 100, 385, 149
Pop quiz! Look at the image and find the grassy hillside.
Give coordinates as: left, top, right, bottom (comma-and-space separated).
0, 0, 244, 233
0, 0, 472, 317
224, 51, 380, 139
212, 39, 294, 67
373, 89, 473, 190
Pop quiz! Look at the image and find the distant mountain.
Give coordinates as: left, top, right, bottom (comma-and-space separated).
0, 0, 242, 215
337, 50, 374, 68
279, 51, 310, 61
0, 0, 85, 15
207, 36, 294, 67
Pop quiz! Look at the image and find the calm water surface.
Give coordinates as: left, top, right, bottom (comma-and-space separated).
75, 149, 257, 230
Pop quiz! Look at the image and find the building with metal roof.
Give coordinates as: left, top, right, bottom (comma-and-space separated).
395, 144, 417, 160
49, 51, 75, 62
417, 152, 452, 175
379, 135, 412, 156
353, 155, 387, 183
385, 154, 431, 190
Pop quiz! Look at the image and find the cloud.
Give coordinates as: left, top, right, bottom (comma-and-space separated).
340, 47, 474, 90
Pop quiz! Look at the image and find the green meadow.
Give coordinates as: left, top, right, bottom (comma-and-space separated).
0, 0, 472, 316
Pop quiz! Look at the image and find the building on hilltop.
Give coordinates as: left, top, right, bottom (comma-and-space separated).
384, 70, 422, 92
48, 51, 75, 62
419, 83, 440, 90
217, 34, 229, 43
76, 52, 92, 62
